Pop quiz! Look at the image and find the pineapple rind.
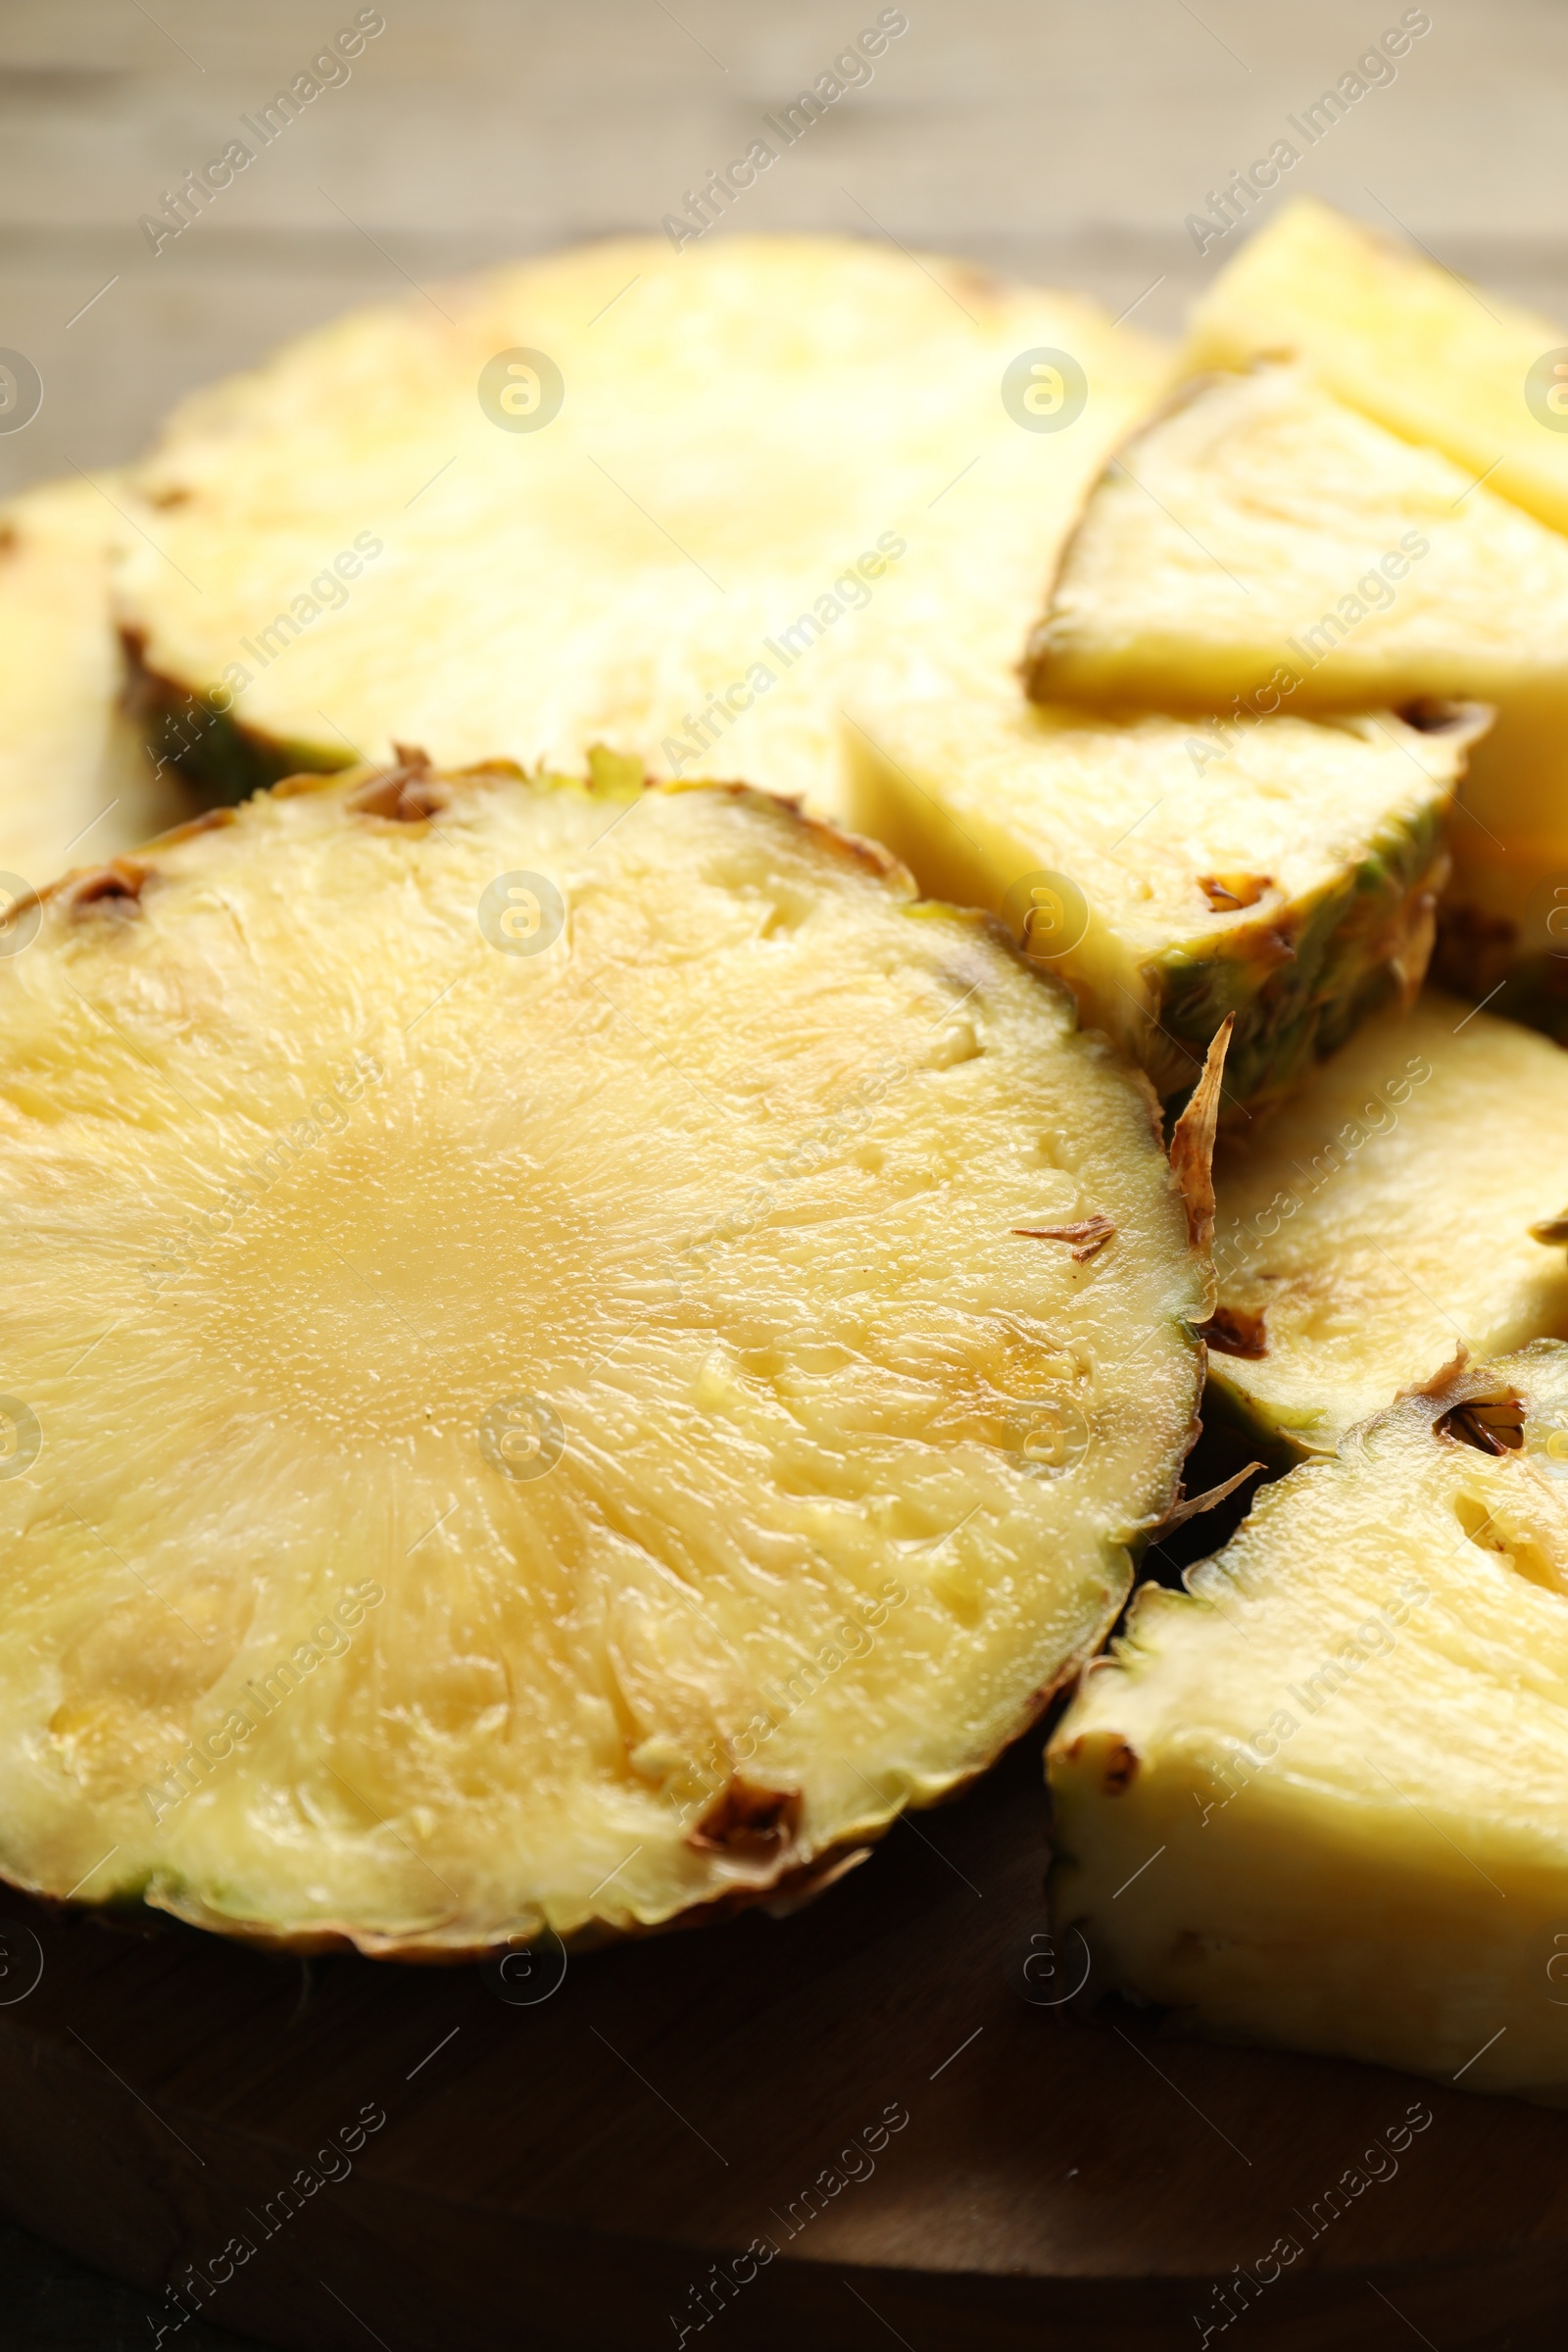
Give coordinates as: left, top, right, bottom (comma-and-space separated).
1152, 808, 1447, 1110
127, 662, 350, 805
0, 761, 1205, 1956
1050, 1345, 1568, 2106
1209, 994, 1568, 1457
1434, 949, 1568, 1047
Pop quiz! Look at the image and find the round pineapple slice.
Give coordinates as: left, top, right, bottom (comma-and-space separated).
0, 758, 1205, 1955
113, 234, 1167, 816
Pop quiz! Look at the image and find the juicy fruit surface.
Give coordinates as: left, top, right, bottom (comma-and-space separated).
0, 478, 187, 886
841, 685, 1466, 1104
1027, 364, 1568, 715
117, 235, 1168, 817
1050, 1347, 1568, 2104
1183, 196, 1568, 539
1024, 361, 1568, 960
0, 765, 1204, 1952
1211, 995, 1568, 1454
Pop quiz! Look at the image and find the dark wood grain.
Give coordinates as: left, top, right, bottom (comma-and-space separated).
1, 1732, 1565, 2351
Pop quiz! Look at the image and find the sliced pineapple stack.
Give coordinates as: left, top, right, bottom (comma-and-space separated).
842, 686, 1479, 1107
1208, 993, 1568, 1458
112, 235, 1168, 818
0, 477, 188, 886
1050, 1346, 1568, 2106
1030, 216, 1568, 2103
0, 754, 1208, 1955
1183, 199, 1568, 1029
1024, 359, 1568, 1027
1184, 194, 1568, 539
114, 227, 1503, 1110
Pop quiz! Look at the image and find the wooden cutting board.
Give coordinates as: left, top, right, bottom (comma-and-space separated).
0, 1737, 1565, 2352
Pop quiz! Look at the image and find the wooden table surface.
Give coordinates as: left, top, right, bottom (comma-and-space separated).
3, 3, 1568, 2344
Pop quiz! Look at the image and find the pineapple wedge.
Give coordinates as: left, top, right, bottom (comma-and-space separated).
0, 477, 186, 884
1184, 195, 1568, 540
1050, 1345, 1568, 2106
839, 683, 1478, 1107
0, 755, 1207, 1955
1025, 363, 1568, 1017
1210, 994, 1568, 1458
114, 235, 1168, 818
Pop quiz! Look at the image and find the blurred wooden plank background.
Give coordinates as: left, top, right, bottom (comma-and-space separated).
3, 0, 1567, 497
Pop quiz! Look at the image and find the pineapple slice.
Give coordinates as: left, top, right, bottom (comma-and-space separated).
114, 235, 1169, 818
1183, 196, 1568, 540
839, 682, 1478, 1107
0, 756, 1207, 1955
0, 477, 186, 884
1210, 994, 1568, 1458
1024, 363, 1568, 1014
1049, 1346, 1568, 2106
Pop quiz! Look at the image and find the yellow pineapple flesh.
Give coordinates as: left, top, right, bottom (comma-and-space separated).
0, 756, 1206, 1954
1183, 195, 1568, 539
840, 682, 1477, 1107
1051, 1346, 1568, 2107
1209, 993, 1568, 1457
0, 477, 187, 887
1025, 362, 1568, 1016
114, 236, 1169, 819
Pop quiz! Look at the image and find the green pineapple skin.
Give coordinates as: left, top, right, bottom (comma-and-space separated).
129, 661, 350, 803
841, 704, 1457, 1119
1188, 1363, 1310, 1479
1152, 807, 1445, 1117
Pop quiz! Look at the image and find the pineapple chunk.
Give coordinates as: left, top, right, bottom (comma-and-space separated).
839, 682, 1477, 1107
1183, 196, 1568, 540
1025, 363, 1568, 1009
0, 756, 1205, 1955
0, 477, 186, 884
1210, 994, 1568, 1457
114, 236, 1168, 818
1050, 1346, 1568, 2106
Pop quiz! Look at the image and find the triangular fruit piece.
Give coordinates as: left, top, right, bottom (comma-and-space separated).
1050, 1344, 1568, 2105
1025, 362, 1568, 1020
1184, 195, 1568, 539
1209, 992, 1568, 1458
0, 754, 1206, 1954
840, 682, 1480, 1109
